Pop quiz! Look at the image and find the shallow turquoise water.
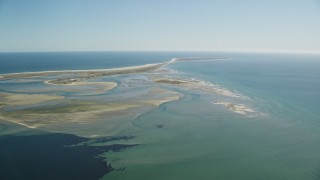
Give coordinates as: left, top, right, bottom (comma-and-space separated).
152, 54, 320, 180
1, 52, 320, 179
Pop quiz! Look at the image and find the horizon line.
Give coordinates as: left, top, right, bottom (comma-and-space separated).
0, 49, 319, 54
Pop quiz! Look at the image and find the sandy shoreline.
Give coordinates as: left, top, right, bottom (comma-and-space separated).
0, 62, 166, 79
0, 57, 229, 79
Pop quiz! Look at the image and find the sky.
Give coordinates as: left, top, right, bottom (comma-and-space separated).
0, 0, 319, 52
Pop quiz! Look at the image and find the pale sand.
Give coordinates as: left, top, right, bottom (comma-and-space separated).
0, 57, 229, 80
0, 92, 64, 106
0, 103, 142, 128
0, 63, 166, 79
141, 98, 179, 106
139, 87, 182, 106
45, 80, 117, 88
153, 77, 241, 98
0, 88, 182, 129
72, 81, 117, 91
213, 101, 255, 115
44, 80, 117, 94
0, 115, 38, 129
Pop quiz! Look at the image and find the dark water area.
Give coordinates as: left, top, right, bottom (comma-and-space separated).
0, 133, 136, 180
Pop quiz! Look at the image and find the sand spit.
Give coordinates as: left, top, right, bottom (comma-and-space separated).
0, 63, 166, 80
213, 101, 255, 115
0, 57, 231, 80
170, 57, 230, 63
153, 77, 241, 98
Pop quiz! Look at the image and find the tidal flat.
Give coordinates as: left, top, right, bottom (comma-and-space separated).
0, 87, 182, 132
0, 56, 264, 179
0, 57, 244, 135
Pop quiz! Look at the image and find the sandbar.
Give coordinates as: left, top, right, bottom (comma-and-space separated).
213, 101, 255, 115
45, 80, 117, 94
0, 92, 64, 106
139, 87, 182, 106
153, 77, 241, 98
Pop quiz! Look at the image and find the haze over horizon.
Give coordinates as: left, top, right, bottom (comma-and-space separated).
0, 0, 319, 53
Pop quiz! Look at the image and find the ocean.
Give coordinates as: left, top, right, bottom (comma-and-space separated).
0, 51, 320, 180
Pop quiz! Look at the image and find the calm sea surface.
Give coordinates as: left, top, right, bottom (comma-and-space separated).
1, 51, 320, 180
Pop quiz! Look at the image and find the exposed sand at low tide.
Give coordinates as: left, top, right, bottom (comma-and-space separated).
0, 103, 141, 128
213, 101, 255, 115
0, 92, 64, 106
44, 80, 118, 94
152, 77, 241, 98
0, 88, 182, 130
139, 88, 182, 106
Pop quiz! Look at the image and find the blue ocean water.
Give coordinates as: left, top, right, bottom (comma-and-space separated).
1, 51, 320, 179
0, 51, 196, 74
171, 52, 320, 122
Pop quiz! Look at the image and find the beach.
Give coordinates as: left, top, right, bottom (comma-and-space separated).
0, 62, 166, 80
